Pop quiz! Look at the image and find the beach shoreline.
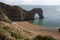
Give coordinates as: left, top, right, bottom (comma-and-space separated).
13, 21, 60, 40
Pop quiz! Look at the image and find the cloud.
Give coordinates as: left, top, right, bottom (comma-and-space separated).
34, 0, 60, 5
21, 0, 34, 4
5, 0, 18, 2
0, 0, 60, 5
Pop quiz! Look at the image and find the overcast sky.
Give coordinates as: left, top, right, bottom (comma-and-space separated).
0, 0, 60, 5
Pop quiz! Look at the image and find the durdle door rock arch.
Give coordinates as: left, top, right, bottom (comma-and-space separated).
0, 2, 44, 21
24, 8, 44, 21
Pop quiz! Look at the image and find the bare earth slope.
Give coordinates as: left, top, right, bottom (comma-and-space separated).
13, 21, 60, 40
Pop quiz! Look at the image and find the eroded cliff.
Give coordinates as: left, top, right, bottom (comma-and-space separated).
0, 2, 44, 21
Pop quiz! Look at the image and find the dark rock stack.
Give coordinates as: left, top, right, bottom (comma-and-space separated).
58, 28, 60, 32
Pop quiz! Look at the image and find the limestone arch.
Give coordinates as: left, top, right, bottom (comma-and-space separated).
27, 8, 44, 20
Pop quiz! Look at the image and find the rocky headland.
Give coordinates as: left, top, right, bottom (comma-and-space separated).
0, 2, 60, 40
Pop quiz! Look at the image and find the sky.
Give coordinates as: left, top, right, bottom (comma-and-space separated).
0, 0, 60, 5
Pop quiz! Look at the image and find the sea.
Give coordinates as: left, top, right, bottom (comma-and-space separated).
20, 5, 60, 27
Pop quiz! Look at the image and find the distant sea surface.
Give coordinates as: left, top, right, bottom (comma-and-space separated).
20, 5, 60, 27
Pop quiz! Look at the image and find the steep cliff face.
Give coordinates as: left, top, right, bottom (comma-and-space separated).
0, 2, 44, 21
0, 9, 11, 23
0, 2, 23, 21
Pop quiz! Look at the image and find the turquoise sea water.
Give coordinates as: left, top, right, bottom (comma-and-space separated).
20, 5, 60, 27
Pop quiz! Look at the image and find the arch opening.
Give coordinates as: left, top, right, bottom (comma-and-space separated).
34, 13, 40, 20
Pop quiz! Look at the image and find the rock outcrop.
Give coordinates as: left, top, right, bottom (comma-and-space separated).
0, 2, 44, 21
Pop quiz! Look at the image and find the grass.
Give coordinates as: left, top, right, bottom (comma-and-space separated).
11, 31, 22, 39
33, 35, 55, 40
0, 25, 22, 40
0, 22, 56, 40
0, 23, 31, 40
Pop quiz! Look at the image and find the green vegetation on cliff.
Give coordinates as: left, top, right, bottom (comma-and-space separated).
0, 24, 55, 40
0, 21, 33, 40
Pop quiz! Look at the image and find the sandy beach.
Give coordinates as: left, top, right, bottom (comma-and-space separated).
13, 21, 60, 40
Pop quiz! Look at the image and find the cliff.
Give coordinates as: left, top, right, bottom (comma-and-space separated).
0, 2, 44, 21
